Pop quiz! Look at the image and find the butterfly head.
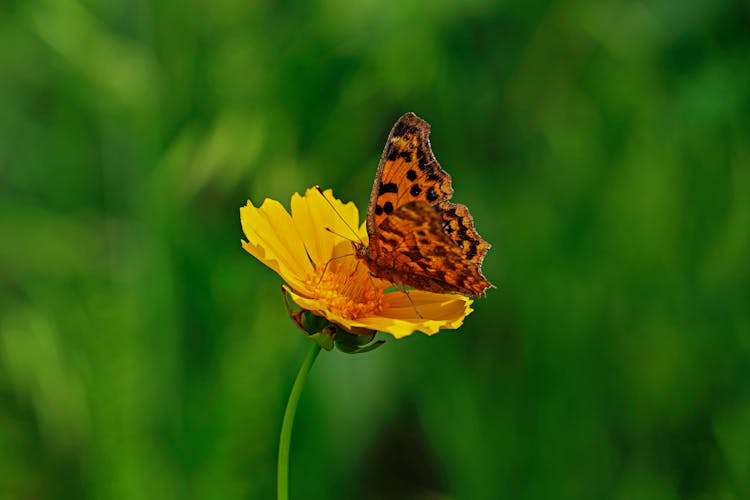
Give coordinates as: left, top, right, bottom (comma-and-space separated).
352, 241, 369, 260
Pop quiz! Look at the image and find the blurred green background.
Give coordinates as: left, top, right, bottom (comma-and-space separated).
1, 0, 749, 498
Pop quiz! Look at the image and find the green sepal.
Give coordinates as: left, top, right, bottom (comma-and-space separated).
300, 311, 329, 335
280, 287, 385, 354
308, 327, 336, 351
336, 339, 386, 354
334, 329, 385, 354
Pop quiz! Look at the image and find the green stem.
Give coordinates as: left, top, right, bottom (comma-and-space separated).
278, 342, 321, 500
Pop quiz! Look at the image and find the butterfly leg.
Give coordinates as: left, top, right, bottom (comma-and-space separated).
395, 282, 423, 319
317, 253, 355, 284
348, 259, 361, 278
364, 272, 383, 299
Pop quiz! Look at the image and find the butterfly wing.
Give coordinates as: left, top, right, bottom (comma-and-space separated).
437, 201, 492, 266
365, 112, 493, 296
375, 202, 492, 296
366, 112, 453, 236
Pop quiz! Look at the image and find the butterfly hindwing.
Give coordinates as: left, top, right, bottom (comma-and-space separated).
437, 201, 492, 267
376, 202, 492, 296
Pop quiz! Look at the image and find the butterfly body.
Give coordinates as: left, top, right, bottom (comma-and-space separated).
355, 112, 493, 297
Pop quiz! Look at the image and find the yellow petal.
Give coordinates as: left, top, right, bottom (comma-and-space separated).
362, 291, 473, 338
380, 290, 472, 320
284, 285, 472, 339
283, 285, 367, 329
290, 187, 361, 268
240, 198, 312, 292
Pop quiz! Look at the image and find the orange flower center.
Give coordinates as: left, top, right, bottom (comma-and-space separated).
304, 257, 383, 319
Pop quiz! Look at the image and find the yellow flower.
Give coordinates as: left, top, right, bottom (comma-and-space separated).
240, 187, 474, 338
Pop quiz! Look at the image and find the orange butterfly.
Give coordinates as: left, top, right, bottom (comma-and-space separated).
353, 112, 493, 297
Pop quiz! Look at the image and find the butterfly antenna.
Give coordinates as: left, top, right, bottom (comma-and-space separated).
324, 227, 359, 244
315, 186, 365, 245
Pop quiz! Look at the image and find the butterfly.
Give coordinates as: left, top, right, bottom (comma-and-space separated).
353, 112, 493, 297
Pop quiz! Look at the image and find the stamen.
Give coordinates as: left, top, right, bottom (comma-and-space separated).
304, 256, 383, 319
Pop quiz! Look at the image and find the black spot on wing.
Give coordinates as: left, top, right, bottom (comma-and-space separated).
393, 121, 408, 137
387, 223, 406, 237
410, 256, 431, 272
381, 234, 400, 248
426, 187, 438, 202
375, 205, 383, 215
383, 201, 394, 214
387, 147, 398, 161
406, 169, 417, 181
379, 182, 398, 195
418, 154, 430, 172
399, 151, 411, 162
393, 121, 417, 138
410, 184, 422, 197
466, 242, 477, 260
431, 245, 447, 256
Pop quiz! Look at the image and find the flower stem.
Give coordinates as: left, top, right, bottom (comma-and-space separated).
278, 342, 321, 500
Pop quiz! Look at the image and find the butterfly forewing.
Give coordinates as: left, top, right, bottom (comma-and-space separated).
366, 112, 454, 234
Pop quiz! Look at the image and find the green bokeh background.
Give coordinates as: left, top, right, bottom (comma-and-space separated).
2, 1, 749, 498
